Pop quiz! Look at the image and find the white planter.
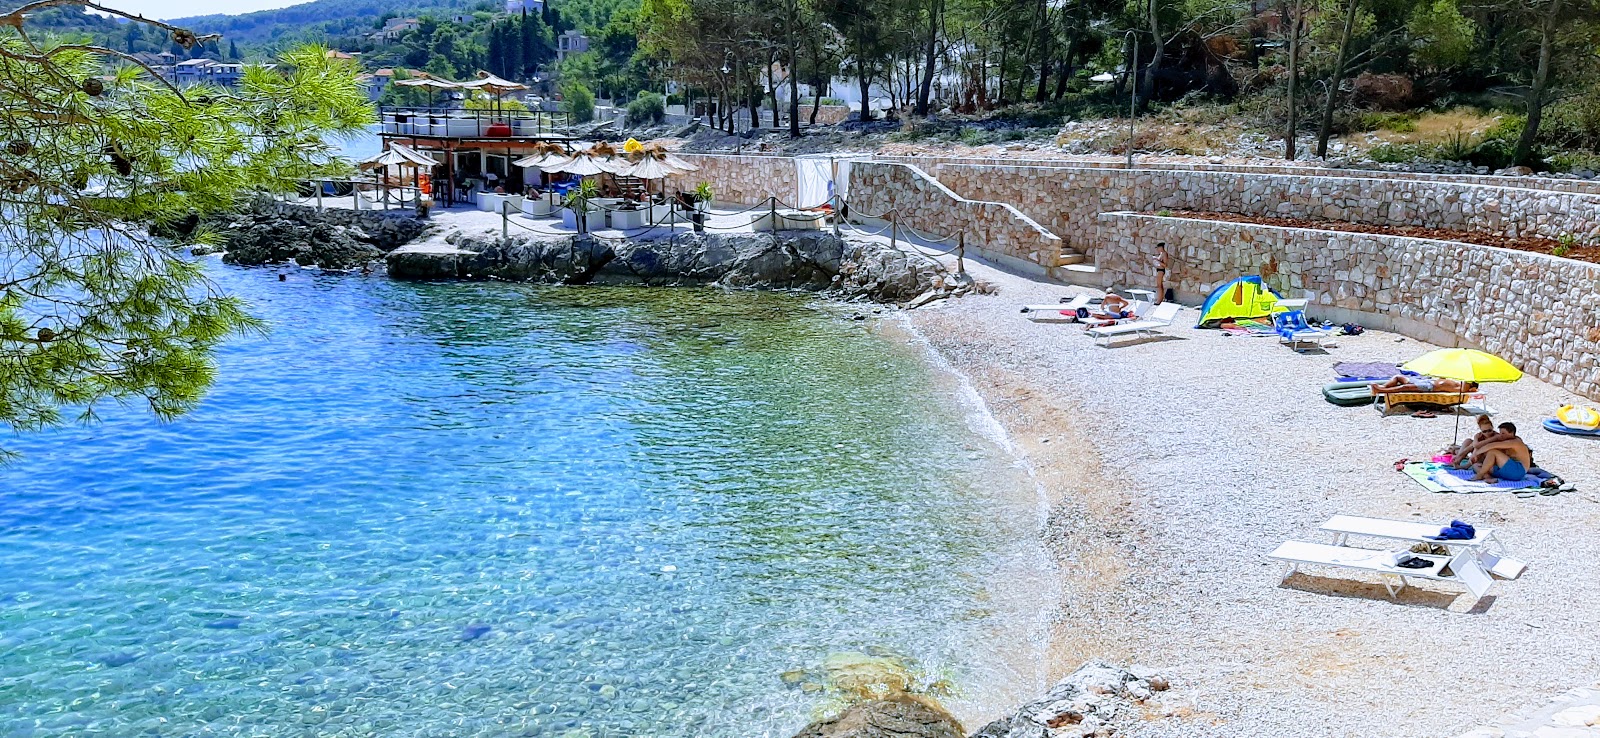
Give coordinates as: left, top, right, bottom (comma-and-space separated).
479, 193, 523, 214
610, 208, 646, 230
522, 196, 558, 217
561, 208, 606, 231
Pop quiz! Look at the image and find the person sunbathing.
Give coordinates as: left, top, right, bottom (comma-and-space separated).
1471, 422, 1532, 482
1451, 415, 1507, 468
1369, 376, 1478, 394
1097, 292, 1132, 319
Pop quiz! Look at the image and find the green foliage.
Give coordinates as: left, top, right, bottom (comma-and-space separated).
1369, 142, 1428, 162
1553, 233, 1577, 257
1354, 112, 1419, 133
1407, 0, 1477, 70
564, 177, 600, 210
626, 91, 666, 125
692, 181, 714, 203
0, 36, 372, 457
465, 93, 531, 112
563, 81, 596, 122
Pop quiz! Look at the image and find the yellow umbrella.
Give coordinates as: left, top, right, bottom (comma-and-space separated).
1402, 348, 1523, 444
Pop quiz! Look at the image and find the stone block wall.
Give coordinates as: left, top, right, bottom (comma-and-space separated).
1097, 212, 1600, 399
875, 155, 1600, 197
846, 161, 1064, 268
667, 154, 797, 206
930, 164, 1600, 259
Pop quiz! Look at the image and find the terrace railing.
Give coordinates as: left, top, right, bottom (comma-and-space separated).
378, 106, 573, 139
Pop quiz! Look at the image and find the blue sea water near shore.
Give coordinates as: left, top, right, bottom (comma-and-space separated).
0, 268, 1050, 737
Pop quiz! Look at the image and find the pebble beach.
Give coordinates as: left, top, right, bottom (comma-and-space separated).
902, 255, 1600, 738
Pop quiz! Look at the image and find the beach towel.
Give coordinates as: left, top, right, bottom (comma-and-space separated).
1334, 362, 1420, 382
1401, 461, 1553, 494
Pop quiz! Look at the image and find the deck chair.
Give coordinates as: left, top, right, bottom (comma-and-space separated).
1086, 302, 1181, 346
1375, 391, 1471, 416
1020, 294, 1092, 318
1269, 540, 1493, 600
1272, 310, 1337, 350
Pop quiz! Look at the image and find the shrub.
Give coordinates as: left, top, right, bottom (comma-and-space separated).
563, 82, 596, 123
958, 127, 996, 146
625, 91, 666, 126
1353, 111, 1418, 133
1370, 143, 1424, 163
1350, 73, 1416, 111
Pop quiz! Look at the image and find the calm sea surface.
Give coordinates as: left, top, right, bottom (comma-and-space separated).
0, 268, 1049, 737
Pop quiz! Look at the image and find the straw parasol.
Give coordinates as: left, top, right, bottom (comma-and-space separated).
393, 77, 460, 108
460, 71, 529, 116
625, 155, 677, 180
1401, 348, 1524, 444
543, 155, 606, 177
358, 142, 439, 169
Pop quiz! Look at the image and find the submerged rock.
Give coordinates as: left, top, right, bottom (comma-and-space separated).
791, 696, 964, 738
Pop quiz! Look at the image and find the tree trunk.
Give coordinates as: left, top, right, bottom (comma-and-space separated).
768, 54, 780, 128
1284, 0, 1303, 160
1139, 0, 1164, 109
787, 23, 802, 137
915, 0, 941, 116
1031, 0, 1051, 102
1054, 35, 1080, 100
859, 68, 873, 121
810, 75, 824, 124
1314, 0, 1360, 158
1513, 0, 1562, 166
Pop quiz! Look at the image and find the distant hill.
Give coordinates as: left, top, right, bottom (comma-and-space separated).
169, 0, 490, 47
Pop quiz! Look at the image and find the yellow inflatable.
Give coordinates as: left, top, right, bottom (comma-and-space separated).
1557, 404, 1600, 430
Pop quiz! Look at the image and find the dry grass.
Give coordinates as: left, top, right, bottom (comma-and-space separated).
1371, 109, 1506, 144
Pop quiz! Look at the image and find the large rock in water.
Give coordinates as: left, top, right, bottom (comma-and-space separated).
970, 661, 1164, 738
212, 202, 429, 269
387, 230, 945, 303
791, 696, 964, 738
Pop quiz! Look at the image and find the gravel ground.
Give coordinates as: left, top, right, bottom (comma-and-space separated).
897, 253, 1600, 738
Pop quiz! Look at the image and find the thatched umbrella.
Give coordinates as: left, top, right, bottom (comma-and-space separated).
461, 71, 529, 117
393, 77, 460, 108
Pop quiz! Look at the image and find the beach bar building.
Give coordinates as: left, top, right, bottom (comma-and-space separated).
376, 71, 576, 207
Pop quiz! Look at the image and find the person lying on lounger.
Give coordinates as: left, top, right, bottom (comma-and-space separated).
1451, 415, 1508, 468
1369, 376, 1478, 394
1471, 422, 1532, 482
1076, 292, 1135, 324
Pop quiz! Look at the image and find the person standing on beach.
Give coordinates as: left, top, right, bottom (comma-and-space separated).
1153, 242, 1170, 304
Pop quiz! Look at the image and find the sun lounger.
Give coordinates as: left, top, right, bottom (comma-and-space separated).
1020, 294, 1091, 318
1375, 391, 1470, 416
1269, 540, 1493, 599
1320, 514, 1504, 553
1273, 310, 1337, 349
1086, 302, 1181, 346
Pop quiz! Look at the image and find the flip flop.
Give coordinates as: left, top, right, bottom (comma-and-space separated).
1394, 458, 1410, 471
1539, 487, 1561, 496
1514, 489, 1537, 498
1413, 410, 1438, 418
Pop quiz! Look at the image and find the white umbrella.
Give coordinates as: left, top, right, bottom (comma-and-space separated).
662, 154, 699, 172
358, 142, 438, 169
625, 156, 677, 180
544, 155, 606, 177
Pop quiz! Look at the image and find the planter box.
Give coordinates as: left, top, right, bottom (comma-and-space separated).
610, 208, 647, 230
521, 194, 559, 217
478, 193, 523, 214
561, 208, 606, 232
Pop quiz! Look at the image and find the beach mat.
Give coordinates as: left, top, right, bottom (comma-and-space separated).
1401, 461, 1552, 494
1334, 361, 1419, 382
1543, 418, 1600, 437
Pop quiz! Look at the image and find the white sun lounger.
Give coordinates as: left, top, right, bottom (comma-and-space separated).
1320, 515, 1504, 553
1086, 302, 1181, 346
1269, 540, 1493, 599
1319, 515, 1524, 578
1020, 294, 1092, 318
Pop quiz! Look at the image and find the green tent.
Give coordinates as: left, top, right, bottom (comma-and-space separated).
1197, 276, 1285, 327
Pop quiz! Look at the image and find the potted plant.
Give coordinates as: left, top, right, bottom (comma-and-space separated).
611, 199, 647, 230
561, 178, 605, 233
692, 181, 714, 212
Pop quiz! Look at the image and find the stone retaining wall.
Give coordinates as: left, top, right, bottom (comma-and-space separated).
666, 154, 797, 206
874, 155, 1600, 196
930, 164, 1600, 259
1097, 212, 1600, 399
846, 161, 1065, 268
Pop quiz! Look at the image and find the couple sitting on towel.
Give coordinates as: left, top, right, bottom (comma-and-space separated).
1449, 416, 1533, 482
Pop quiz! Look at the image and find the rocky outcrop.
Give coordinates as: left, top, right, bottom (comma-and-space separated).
212, 202, 429, 269
386, 230, 948, 303
969, 661, 1168, 738
792, 696, 965, 738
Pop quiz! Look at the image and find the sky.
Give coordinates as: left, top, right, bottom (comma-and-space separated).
102, 0, 308, 20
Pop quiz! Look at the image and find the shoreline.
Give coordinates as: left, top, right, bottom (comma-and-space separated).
896, 253, 1600, 736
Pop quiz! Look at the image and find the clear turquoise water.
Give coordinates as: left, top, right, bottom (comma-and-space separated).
0, 269, 1046, 737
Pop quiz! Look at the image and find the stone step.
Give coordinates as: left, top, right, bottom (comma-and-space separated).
1054, 251, 1086, 266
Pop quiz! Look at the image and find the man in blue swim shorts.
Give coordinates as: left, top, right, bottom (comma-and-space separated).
1472, 422, 1532, 482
